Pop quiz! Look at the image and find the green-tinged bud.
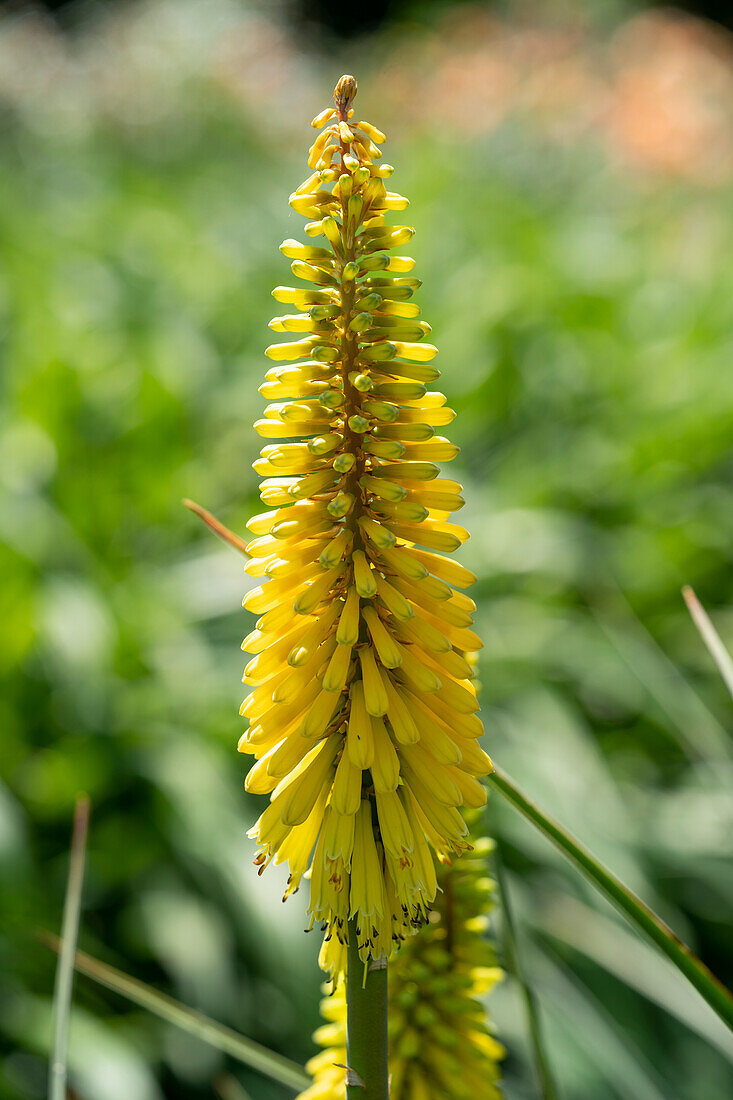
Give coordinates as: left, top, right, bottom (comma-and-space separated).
349, 312, 373, 332
363, 436, 405, 459
338, 172, 353, 197
319, 389, 345, 409
363, 226, 415, 250
308, 432, 342, 454
362, 398, 398, 421
377, 421, 434, 442
363, 178, 386, 206
386, 255, 416, 272
333, 452, 355, 473
358, 252, 390, 272
309, 303, 341, 320
342, 261, 359, 281
271, 285, 335, 305
278, 402, 325, 422
378, 299, 421, 318
351, 373, 373, 392
384, 191, 410, 211
359, 341, 396, 362
348, 414, 369, 433
311, 345, 339, 363
328, 491, 355, 518
360, 474, 407, 502
290, 259, 336, 286
279, 239, 332, 260
355, 291, 382, 310
319, 528, 353, 568
371, 380, 426, 400
367, 324, 426, 342
321, 216, 343, 250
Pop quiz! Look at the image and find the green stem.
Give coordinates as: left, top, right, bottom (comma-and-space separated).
49, 794, 90, 1100
346, 919, 389, 1099
487, 765, 733, 1031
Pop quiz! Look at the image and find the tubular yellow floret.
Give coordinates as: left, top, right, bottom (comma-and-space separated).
239, 74, 492, 973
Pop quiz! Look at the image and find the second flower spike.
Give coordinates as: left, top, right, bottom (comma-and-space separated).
241, 74, 493, 976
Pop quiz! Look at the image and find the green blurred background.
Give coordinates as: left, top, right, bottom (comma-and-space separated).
1, 1, 732, 1097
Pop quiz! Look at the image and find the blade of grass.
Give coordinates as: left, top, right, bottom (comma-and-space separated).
495, 855, 559, 1100
536, 948, 671, 1100
534, 893, 733, 1061
589, 596, 727, 762
49, 794, 90, 1100
38, 932, 310, 1093
487, 764, 733, 1030
682, 586, 733, 699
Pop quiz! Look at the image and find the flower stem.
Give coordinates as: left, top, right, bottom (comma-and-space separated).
487, 764, 733, 1030
346, 918, 389, 1099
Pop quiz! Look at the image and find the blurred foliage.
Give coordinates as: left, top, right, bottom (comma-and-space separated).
0, 2, 732, 1099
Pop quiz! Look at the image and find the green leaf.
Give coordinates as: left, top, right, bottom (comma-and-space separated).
495, 856, 559, 1100
38, 933, 310, 1093
487, 765, 733, 1031
49, 795, 90, 1100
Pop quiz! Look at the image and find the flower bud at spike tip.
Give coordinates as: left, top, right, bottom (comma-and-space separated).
238, 74, 490, 980
334, 74, 357, 114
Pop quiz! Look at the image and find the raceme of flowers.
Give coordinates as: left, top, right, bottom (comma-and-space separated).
239, 74, 493, 973
298, 822, 505, 1100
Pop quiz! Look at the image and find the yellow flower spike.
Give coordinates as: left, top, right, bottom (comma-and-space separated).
239, 73, 491, 973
